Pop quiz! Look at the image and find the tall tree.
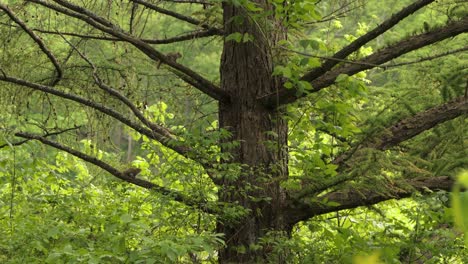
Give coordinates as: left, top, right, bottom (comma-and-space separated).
0, 0, 466, 262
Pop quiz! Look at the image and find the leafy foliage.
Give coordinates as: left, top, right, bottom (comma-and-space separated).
0, 0, 466, 262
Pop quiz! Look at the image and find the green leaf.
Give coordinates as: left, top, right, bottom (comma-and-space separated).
47, 227, 60, 239
298, 81, 312, 90
242, 33, 254, 43
299, 39, 310, 49
326, 201, 341, 207
63, 244, 74, 254
457, 170, 468, 187
308, 39, 321, 50
226, 32, 243, 43
336, 74, 349, 83
272, 65, 285, 76
452, 170, 468, 246
120, 213, 133, 223
245, 1, 263, 12
282, 67, 292, 78
308, 58, 321, 67
300, 57, 309, 66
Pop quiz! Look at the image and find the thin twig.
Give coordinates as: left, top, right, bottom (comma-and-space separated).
280, 46, 382, 68
303, 0, 437, 81
0, 73, 191, 156
0, 4, 62, 86
282, 46, 468, 69
28, 0, 229, 103
159, 0, 214, 5
131, 0, 215, 30
60, 35, 177, 140
0, 22, 222, 44
0, 126, 81, 149
383, 46, 468, 68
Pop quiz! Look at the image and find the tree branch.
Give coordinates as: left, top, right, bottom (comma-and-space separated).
159, 0, 214, 5
307, 17, 468, 85
0, 3, 62, 86
0, 73, 191, 157
131, 0, 220, 31
142, 28, 222, 44
0, 22, 222, 44
260, 17, 468, 107
0, 126, 80, 149
333, 95, 468, 166
294, 95, 466, 200
367, 96, 468, 150
287, 176, 454, 224
280, 46, 468, 70
303, 0, 436, 81
15, 131, 215, 213
382, 46, 468, 68
61, 36, 177, 140
28, 0, 230, 103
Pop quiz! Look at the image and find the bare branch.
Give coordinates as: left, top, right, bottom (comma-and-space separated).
140, 28, 222, 44
0, 3, 62, 86
129, 2, 138, 34
15, 131, 214, 213
28, 0, 230, 103
287, 176, 454, 224
303, 0, 436, 81
307, 0, 363, 25
279, 47, 383, 68
51, 0, 115, 28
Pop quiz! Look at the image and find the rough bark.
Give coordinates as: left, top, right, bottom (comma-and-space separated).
217, 1, 290, 262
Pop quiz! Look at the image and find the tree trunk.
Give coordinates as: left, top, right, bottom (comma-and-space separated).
217, 2, 290, 263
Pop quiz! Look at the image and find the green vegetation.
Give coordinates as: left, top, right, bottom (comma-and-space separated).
0, 0, 466, 262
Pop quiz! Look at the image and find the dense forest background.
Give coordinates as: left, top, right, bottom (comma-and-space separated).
0, 0, 467, 263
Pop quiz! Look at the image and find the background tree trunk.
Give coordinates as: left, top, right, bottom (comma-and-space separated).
217, 2, 290, 262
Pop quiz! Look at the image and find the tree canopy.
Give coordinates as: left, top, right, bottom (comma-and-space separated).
0, 0, 467, 263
